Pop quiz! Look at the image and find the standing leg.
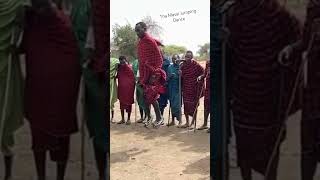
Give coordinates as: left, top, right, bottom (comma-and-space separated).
190, 109, 198, 127
198, 109, 209, 130
3, 155, 13, 180
54, 137, 70, 180
239, 161, 252, 180
152, 101, 163, 127
136, 107, 144, 123
56, 161, 67, 180
301, 118, 318, 180
181, 114, 190, 128
33, 150, 47, 180
144, 105, 153, 126
2, 144, 13, 180
111, 110, 114, 123
118, 109, 125, 124
265, 150, 279, 180
126, 108, 132, 125
93, 141, 106, 180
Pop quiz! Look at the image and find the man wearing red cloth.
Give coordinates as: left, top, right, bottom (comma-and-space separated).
21, 0, 80, 179
135, 22, 166, 128
117, 56, 135, 125
180, 51, 205, 128
197, 59, 210, 130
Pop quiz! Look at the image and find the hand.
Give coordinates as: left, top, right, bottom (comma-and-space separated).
197, 75, 204, 82
278, 45, 293, 66
302, 51, 308, 62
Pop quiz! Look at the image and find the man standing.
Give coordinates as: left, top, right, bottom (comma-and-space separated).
197, 59, 210, 130
70, 0, 108, 178
132, 58, 146, 123
22, 0, 81, 179
110, 57, 120, 122
167, 54, 182, 126
0, 1, 25, 179
180, 51, 205, 128
157, 50, 171, 115
117, 56, 135, 125
135, 22, 166, 128
227, 0, 301, 179
279, 1, 320, 179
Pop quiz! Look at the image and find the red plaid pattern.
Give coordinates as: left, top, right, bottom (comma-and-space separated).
137, 34, 163, 85
181, 60, 205, 115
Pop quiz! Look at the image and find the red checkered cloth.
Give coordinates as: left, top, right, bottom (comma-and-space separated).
117, 64, 135, 111
181, 60, 205, 116
91, 0, 107, 74
137, 33, 163, 85
204, 61, 210, 111
143, 68, 166, 105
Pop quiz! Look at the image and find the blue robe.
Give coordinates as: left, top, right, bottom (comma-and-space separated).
167, 63, 182, 118
158, 58, 171, 111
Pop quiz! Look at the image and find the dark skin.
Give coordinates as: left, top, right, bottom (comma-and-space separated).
167, 55, 182, 127
117, 58, 132, 125
198, 59, 210, 130
180, 52, 198, 129
30, 1, 68, 180
135, 23, 163, 127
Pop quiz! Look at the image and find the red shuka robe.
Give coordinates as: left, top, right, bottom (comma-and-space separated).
204, 61, 210, 111
117, 63, 135, 111
91, 0, 107, 74
181, 60, 205, 116
22, 8, 80, 136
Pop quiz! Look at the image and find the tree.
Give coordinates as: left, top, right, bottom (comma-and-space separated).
163, 45, 187, 57
112, 23, 138, 61
141, 16, 163, 41
197, 43, 210, 61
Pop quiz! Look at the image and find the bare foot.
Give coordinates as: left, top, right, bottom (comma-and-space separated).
179, 123, 190, 128
167, 121, 175, 126
136, 119, 144, 123
197, 125, 208, 130
117, 120, 125, 124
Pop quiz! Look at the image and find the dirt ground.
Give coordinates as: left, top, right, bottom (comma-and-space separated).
110, 61, 210, 180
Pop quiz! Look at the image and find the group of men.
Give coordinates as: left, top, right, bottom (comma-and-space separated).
0, 0, 107, 180
218, 0, 320, 180
110, 22, 211, 131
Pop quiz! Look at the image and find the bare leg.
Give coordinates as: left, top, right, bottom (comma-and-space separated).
33, 151, 46, 180
239, 162, 252, 180
180, 115, 190, 128
56, 161, 67, 180
198, 110, 209, 130
152, 101, 164, 127
126, 111, 132, 125
93, 144, 106, 180
190, 109, 198, 127
118, 109, 125, 124
111, 110, 115, 123
168, 113, 175, 126
4, 155, 13, 180
137, 107, 144, 123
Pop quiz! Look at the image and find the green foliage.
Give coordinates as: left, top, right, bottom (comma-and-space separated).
163, 45, 187, 57
111, 24, 138, 61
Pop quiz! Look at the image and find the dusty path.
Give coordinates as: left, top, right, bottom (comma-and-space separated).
110, 101, 210, 180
